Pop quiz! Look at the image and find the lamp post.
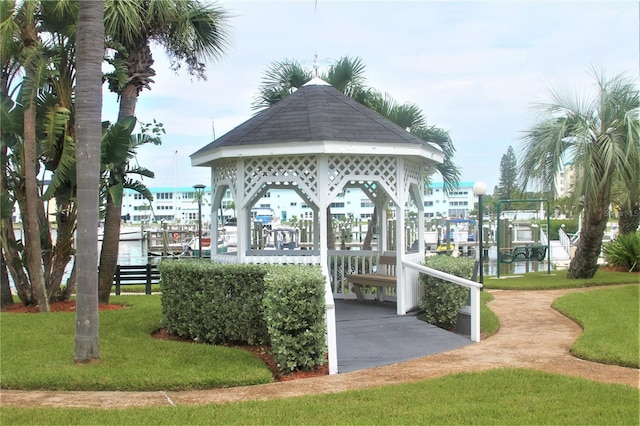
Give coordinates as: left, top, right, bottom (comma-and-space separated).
193, 184, 205, 258
472, 181, 487, 284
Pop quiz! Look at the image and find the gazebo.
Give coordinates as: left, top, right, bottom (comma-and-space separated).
191, 77, 445, 374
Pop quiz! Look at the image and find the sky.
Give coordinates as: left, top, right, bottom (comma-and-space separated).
102, 1, 639, 194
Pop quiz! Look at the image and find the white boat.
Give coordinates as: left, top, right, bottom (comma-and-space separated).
264, 227, 299, 250
185, 236, 227, 256
98, 226, 144, 241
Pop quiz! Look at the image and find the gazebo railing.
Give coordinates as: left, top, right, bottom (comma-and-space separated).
327, 250, 379, 298
210, 251, 480, 342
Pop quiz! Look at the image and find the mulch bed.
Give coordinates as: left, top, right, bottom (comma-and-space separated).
2, 300, 328, 381
599, 266, 639, 274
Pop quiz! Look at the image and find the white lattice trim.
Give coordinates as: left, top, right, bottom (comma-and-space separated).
243, 156, 318, 203
328, 155, 397, 200
212, 160, 238, 196
403, 158, 424, 193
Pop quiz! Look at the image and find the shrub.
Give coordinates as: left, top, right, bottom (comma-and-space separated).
419, 256, 475, 331
603, 232, 640, 272
263, 265, 327, 373
547, 219, 579, 240
159, 260, 269, 344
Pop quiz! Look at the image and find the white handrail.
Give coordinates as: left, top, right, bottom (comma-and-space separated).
558, 227, 572, 254
402, 259, 483, 342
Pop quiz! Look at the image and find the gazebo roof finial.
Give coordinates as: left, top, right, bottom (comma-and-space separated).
313, 52, 319, 77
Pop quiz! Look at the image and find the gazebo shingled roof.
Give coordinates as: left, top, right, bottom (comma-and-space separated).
191, 78, 441, 157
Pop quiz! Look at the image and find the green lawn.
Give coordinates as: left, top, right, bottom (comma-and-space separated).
2, 275, 638, 424
0, 295, 273, 391
2, 369, 637, 425
553, 284, 639, 368
480, 290, 500, 337
483, 269, 639, 290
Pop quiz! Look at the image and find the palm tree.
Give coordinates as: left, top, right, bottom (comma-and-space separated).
98, 0, 231, 301
519, 69, 640, 279
74, 0, 103, 363
252, 56, 366, 110
1, 0, 81, 307
97, 117, 159, 302
252, 59, 313, 110
611, 160, 640, 235
10, 0, 49, 311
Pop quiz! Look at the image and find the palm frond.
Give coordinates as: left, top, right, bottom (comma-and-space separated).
126, 166, 154, 180
129, 132, 161, 150
0, 93, 16, 132
40, 105, 71, 162
106, 182, 124, 207
42, 134, 75, 200
390, 103, 426, 130
252, 58, 312, 110
103, 0, 146, 45
179, 1, 230, 62
105, 55, 130, 94
124, 179, 153, 202
324, 56, 367, 96
101, 116, 137, 170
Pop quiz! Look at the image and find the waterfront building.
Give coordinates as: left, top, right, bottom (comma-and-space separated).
119, 181, 478, 225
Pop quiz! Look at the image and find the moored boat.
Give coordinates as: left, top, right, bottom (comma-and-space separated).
98, 225, 144, 241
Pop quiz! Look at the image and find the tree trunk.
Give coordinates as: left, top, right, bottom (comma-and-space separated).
567, 190, 610, 279
96, 80, 138, 303
362, 207, 377, 251
618, 204, 640, 235
47, 204, 76, 301
0, 220, 31, 304
23, 78, 49, 312
118, 84, 138, 121
0, 144, 15, 307
97, 199, 122, 303
74, 0, 103, 363
0, 255, 14, 307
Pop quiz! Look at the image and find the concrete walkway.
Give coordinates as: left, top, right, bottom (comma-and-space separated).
1, 288, 638, 409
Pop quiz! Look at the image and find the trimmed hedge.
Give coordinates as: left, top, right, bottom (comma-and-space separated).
158, 260, 328, 372
419, 256, 475, 331
264, 265, 327, 373
159, 260, 269, 345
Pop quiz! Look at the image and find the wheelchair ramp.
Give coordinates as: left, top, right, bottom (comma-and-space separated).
335, 300, 472, 373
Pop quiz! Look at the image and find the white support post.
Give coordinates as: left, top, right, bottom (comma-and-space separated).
396, 161, 406, 315
236, 159, 247, 263
212, 179, 229, 259
318, 156, 337, 375
416, 183, 425, 255
469, 286, 481, 342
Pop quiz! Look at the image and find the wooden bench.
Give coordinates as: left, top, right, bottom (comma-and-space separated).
501, 245, 547, 264
346, 254, 397, 301
113, 264, 160, 295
